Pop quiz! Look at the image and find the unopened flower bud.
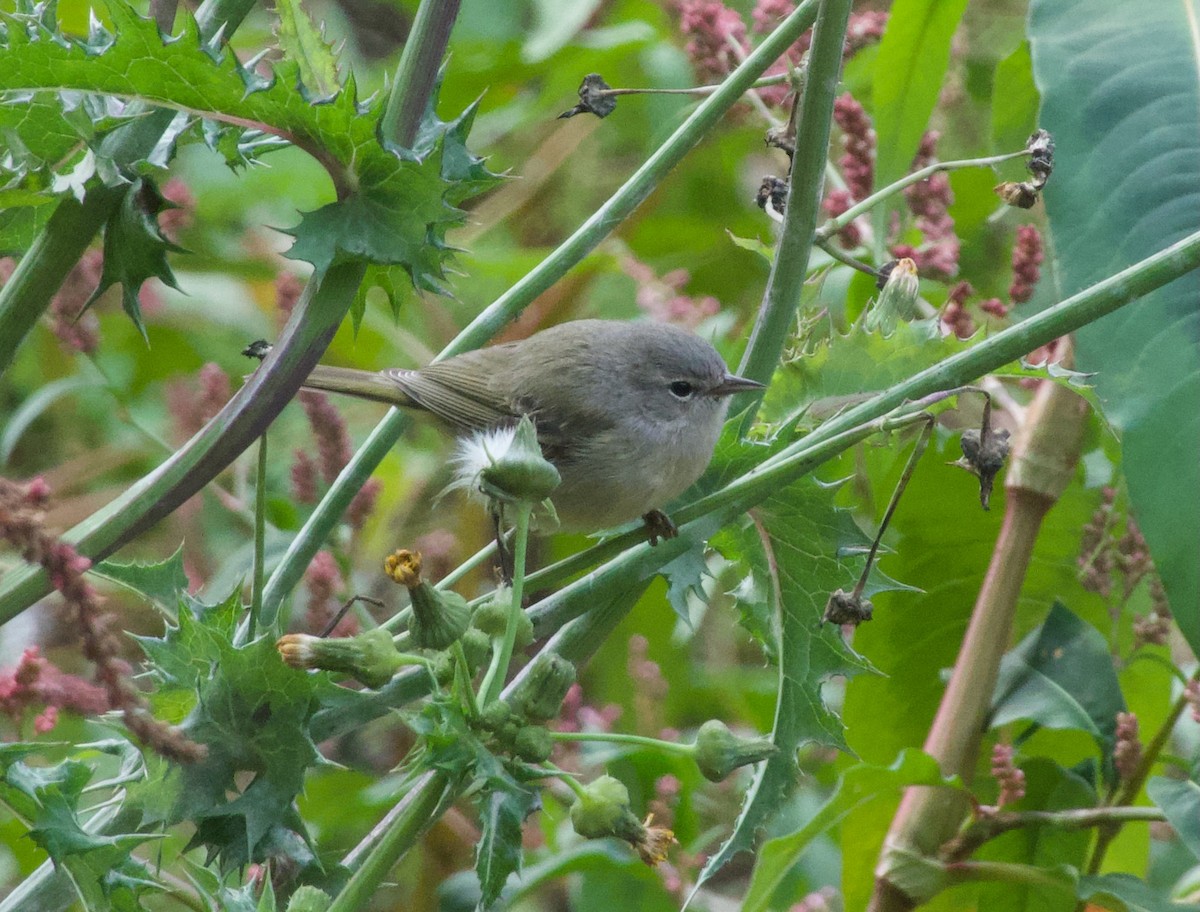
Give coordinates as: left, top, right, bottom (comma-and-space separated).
479, 417, 561, 505
471, 589, 534, 648
866, 258, 919, 333
956, 427, 1012, 511
692, 720, 777, 782
385, 549, 470, 650
570, 775, 645, 844
277, 627, 407, 689
459, 627, 492, 671
513, 725, 553, 762
509, 652, 577, 723
480, 699, 513, 732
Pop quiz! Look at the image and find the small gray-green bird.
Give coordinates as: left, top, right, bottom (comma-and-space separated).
299, 319, 762, 535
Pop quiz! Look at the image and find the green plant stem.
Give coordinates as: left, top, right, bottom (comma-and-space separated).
248, 433, 267, 641
548, 730, 696, 755
851, 416, 932, 598
946, 805, 1166, 862
943, 860, 1074, 894
738, 0, 852, 396
380, 0, 462, 146
478, 504, 532, 705
331, 769, 463, 912
0, 0, 257, 377
815, 148, 1031, 242
453, 639, 480, 717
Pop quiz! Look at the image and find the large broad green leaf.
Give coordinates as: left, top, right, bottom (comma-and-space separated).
991, 602, 1126, 769
1148, 778, 1200, 861
742, 750, 961, 912
871, 0, 970, 191
1028, 0, 1200, 654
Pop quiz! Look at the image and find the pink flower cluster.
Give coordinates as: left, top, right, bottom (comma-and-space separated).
622, 257, 720, 329
1113, 712, 1141, 782
0, 646, 109, 734
0, 477, 203, 761
47, 249, 104, 355
678, 0, 748, 83
891, 132, 959, 279
166, 362, 232, 443
990, 743, 1026, 808
293, 391, 381, 531
1009, 225, 1043, 305
304, 549, 357, 636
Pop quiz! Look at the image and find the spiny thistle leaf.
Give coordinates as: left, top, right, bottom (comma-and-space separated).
86, 177, 183, 340
0, 0, 500, 291
136, 596, 325, 872
0, 742, 166, 909
273, 0, 340, 100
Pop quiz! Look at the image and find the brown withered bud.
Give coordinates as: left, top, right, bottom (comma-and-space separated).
766, 124, 796, 157
559, 74, 617, 120
994, 181, 1040, 209
822, 588, 873, 626
755, 175, 788, 214
242, 339, 272, 360
956, 426, 1012, 510
1026, 128, 1055, 186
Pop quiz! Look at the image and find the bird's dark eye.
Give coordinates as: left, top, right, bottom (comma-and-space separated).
669, 380, 696, 399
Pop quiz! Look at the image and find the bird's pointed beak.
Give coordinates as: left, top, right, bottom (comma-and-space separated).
709, 373, 766, 397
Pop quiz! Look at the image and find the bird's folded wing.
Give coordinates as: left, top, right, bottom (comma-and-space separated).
383, 366, 516, 432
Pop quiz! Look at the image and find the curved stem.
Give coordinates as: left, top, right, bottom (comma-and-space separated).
815, 148, 1031, 242
479, 504, 531, 705
549, 730, 695, 756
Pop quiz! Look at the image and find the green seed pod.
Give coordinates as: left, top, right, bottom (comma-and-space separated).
498, 719, 521, 746
286, 886, 332, 912
479, 416, 561, 505
459, 627, 492, 671
513, 725, 553, 763
508, 652, 576, 723
867, 257, 920, 334
277, 627, 406, 689
570, 775, 645, 843
480, 700, 512, 732
693, 719, 776, 782
409, 585, 471, 650
471, 591, 533, 648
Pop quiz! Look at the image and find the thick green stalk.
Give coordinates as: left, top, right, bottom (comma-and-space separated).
738, 0, 853, 391
0, 0, 257, 376
248, 433, 268, 641
380, 0, 462, 145
478, 504, 532, 705
260, 0, 821, 619
0, 263, 365, 623
330, 769, 462, 912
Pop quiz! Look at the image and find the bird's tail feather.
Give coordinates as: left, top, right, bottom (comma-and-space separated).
302, 365, 415, 408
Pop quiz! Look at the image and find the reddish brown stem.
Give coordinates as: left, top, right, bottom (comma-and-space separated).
870, 361, 1089, 911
